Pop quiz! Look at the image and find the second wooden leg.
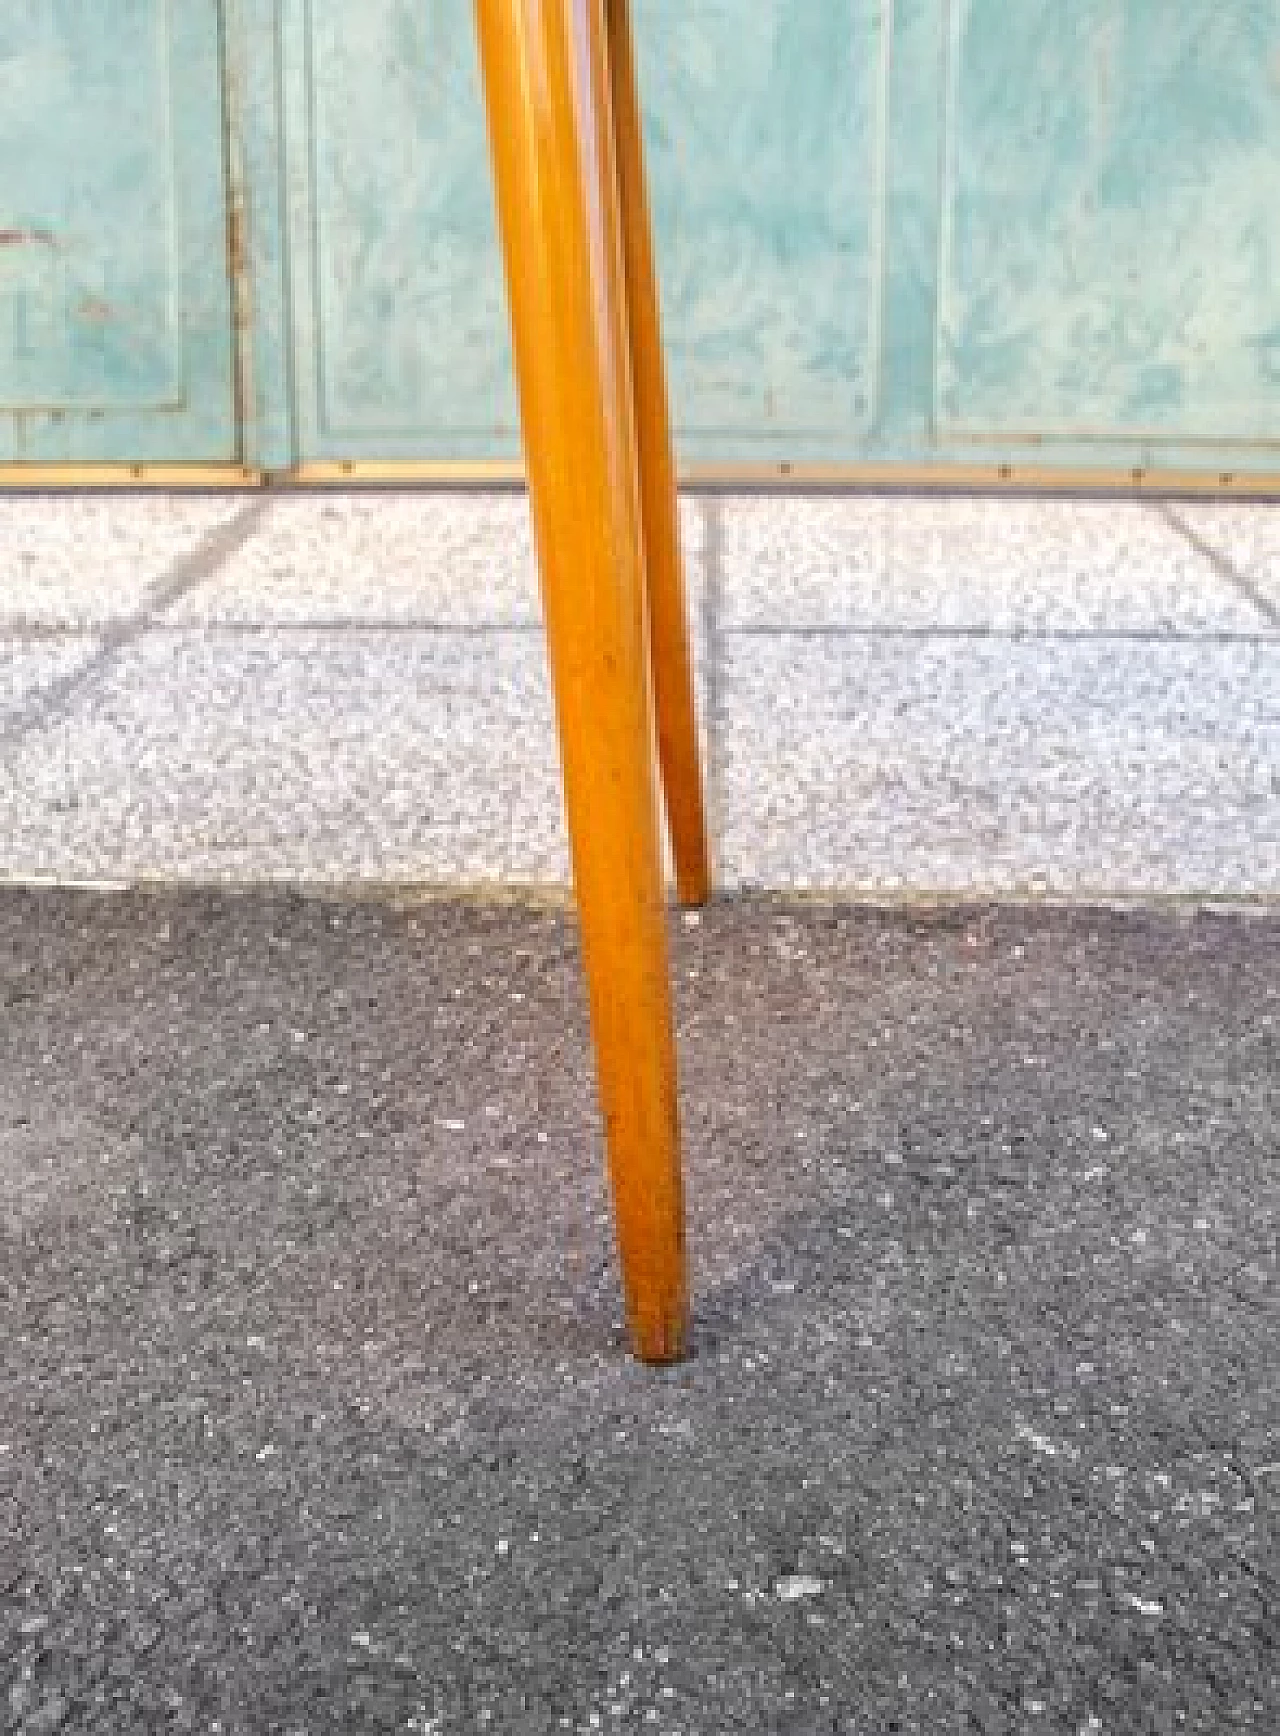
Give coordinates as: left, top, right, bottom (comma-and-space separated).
605, 0, 712, 909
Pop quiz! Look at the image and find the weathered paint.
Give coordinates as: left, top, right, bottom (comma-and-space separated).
639, 0, 888, 449
0, 1, 236, 461
273, 0, 1280, 475
937, 0, 1280, 446
274, 0, 885, 464
4, 1, 1280, 476
276, 0, 519, 462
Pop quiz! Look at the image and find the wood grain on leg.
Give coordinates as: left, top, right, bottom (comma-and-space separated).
473, 0, 690, 1362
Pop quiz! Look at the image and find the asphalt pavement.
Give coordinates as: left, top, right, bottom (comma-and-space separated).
3, 889, 1276, 1733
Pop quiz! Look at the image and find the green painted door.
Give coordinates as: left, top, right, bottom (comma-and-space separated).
5, 2, 1279, 477
274, 0, 887, 466
0, 1, 237, 462
267, 0, 1280, 477
936, 0, 1280, 451
273, 0, 518, 464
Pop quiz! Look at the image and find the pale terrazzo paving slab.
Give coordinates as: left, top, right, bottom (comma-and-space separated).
0, 497, 247, 628
881, 497, 1271, 632
164, 492, 706, 627
716, 495, 889, 629
717, 495, 1269, 632
0, 490, 711, 884
0, 631, 570, 884
0, 607, 713, 887
714, 635, 1280, 895
1, 492, 1275, 893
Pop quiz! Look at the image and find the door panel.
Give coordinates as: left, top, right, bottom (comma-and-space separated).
634, 0, 888, 447
279, 0, 518, 460
0, 1, 236, 462
278, 0, 888, 463
9, 1, 1280, 479
937, 0, 1280, 445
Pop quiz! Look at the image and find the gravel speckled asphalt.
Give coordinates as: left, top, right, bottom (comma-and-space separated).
2, 891, 1277, 1734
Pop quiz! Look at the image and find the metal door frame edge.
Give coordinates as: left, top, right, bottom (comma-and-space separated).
4, 459, 1280, 497
288, 459, 1280, 497
0, 464, 263, 490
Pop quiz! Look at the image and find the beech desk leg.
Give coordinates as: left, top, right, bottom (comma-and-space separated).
474, 0, 690, 1362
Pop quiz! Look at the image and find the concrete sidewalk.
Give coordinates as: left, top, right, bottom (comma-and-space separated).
1, 491, 1277, 894
3, 889, 1276, 1732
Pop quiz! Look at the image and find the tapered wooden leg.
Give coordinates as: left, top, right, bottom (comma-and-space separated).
474, 0, 689, 1362
605, 0, 711, 908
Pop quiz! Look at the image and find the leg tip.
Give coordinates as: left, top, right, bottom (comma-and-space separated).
674, 867, 712, 910
630, 1307, 692, 1365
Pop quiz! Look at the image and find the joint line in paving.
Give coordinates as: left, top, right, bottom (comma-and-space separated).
0, 497, 273, 749
1157, 500, 1280, 630
722, 623, 1280, 644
